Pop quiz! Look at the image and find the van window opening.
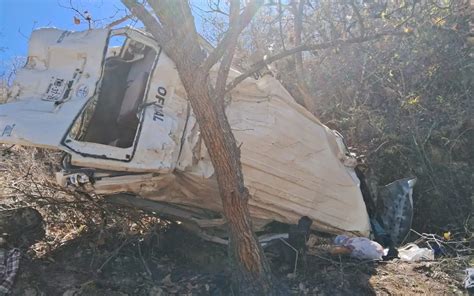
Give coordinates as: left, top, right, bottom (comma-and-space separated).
69, 34, 157, 149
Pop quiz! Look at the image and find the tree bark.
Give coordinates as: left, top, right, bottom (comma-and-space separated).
182, 75, 275, 294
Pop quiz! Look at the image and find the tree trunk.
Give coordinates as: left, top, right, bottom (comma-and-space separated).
293, 0, 318, 115
122, 1, 277, 293
179, 73, 275, 294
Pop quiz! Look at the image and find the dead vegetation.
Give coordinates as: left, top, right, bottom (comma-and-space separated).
241, 0, 473, 235
0, 145, 471, 295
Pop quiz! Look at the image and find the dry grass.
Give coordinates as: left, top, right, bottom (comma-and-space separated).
1, 146, 471, 295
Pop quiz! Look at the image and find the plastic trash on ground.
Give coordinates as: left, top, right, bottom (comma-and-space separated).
333, 235, 384, 260
397, 243, 434, 261
465, 268, 474, 290
375, 178, 417, 247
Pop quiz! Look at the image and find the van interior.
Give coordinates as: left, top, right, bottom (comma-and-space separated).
69, 35, 157, 148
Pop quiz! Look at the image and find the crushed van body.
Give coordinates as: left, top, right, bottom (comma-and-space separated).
0, 27, 381, 237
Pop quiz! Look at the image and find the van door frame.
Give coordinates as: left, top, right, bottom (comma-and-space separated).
61, 28, 162, 162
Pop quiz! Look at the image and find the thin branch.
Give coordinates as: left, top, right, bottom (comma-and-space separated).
192, 0, 230, 16
394, 0, 418, 29
225, 31, 409, 94
106, 14, 131, 28
349, 0, 365, 38
148, 0, 203, 63
148, 0, 198, 45
278, 0, 286, 50
293, 0, 317, 114
200, 0, 264, 73
58, 0, 92, 28
214, 0, 241, 102
121, 0, 171, 48
97, 238, 136, 272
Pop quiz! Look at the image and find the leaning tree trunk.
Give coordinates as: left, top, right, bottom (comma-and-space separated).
121, 1, 277, 293
180, 74, 275, 294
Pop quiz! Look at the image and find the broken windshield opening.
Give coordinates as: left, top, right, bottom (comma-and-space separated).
68, 34, 157, 149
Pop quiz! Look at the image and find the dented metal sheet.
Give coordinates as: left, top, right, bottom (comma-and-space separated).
0, 27, 371, 236
170, 69, 371, 235
0, 29, 109, 148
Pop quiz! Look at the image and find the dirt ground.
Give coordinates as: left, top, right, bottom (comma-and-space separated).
8, 224, 471, 296
0, 147, 471, 295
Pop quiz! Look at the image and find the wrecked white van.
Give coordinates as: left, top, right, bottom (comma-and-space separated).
0, 27, 414, 241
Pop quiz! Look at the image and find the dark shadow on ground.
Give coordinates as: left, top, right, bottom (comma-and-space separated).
12, 224, 231, 295
11, 224, 463, 295
11, 224, 380, 296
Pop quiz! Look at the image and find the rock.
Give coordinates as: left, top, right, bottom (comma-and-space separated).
0, 207, 44, 248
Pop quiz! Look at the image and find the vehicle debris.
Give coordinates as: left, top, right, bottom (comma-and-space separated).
373, 178, 417, 247
0, 27, 415, 241
332, 235, 384, 261
397, 243, 434, 261
465, 268, 474, 290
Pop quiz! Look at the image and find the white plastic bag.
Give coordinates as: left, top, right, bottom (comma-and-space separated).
334, 235, 384, 260
465, 268, 474, 289
398, 243, 434, 261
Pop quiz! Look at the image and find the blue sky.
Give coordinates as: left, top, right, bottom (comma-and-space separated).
0, 0, 128, 65
0, 0, 146, 75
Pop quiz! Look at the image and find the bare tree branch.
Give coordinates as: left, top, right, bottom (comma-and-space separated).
292, 0, 317, 114
121, 0, 171, 48
192, 0, 230, 16
200, 0, 264, 73
225, 30, 409, 94
143, 0, 206, 70
149, 0, 201, 48
214, 0, 241, 102
58, 0, 92, 28
106, 14, 131, 28
278, 0, 287, 50
349, 0, 366, 38
394, 1, 418, 29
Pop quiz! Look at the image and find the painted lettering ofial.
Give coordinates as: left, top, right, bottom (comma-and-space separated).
153, 86, 167, 122
1, 124, 16, 137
